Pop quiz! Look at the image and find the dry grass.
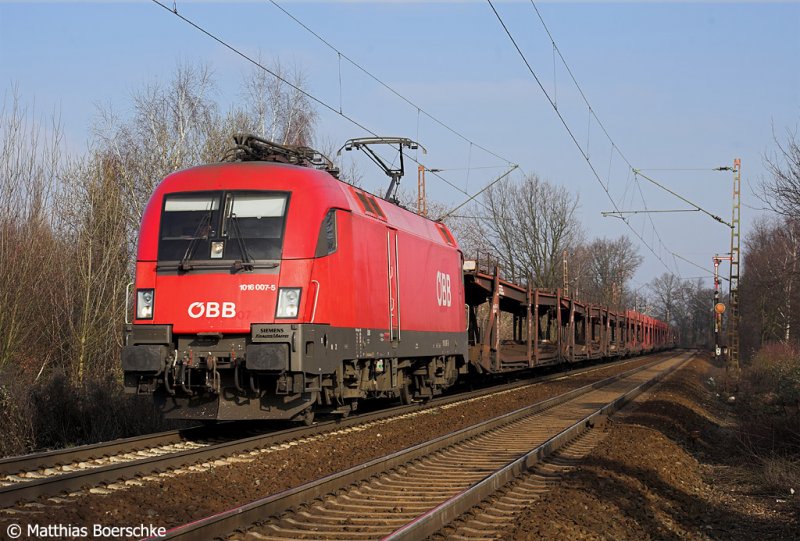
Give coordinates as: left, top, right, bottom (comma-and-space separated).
733, 342, 800, 499
759, 455, 800, 494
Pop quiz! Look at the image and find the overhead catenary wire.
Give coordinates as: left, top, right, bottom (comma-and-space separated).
529, 0, 637, 168
631, 166, 732, 273
636, 168, 730, 172
157, 0, 713, 281
150, 0, 517, 209
503, 0, 732, 277
272, 0, 723, 280
438, 165, 519, 221
526, 0, 731, 276
536, 0, 719, 239
265, 0, 518, 199
529, 0, 724, 228
152, 2, 373, 139
633, 174, 681, 275
672, 252, 731, 282
426, 165, 511, 172
486, 0, 676, 277
633, 169, 732, 228
602, 209, 702, 216
264, 0, 516, 169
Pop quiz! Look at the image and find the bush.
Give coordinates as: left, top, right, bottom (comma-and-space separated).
736, 343, 800, 472
744, 342, 800, 416
0, 381, 34, 457
735, 342, 800, 496
0, 369, 175, 457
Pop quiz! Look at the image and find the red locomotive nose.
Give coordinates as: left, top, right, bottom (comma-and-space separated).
147, 259, 314, 334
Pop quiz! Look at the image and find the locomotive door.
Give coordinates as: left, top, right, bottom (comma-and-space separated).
387, 228, 400, 341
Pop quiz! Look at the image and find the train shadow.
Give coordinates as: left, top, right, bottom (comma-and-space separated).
621, 399, 732, 463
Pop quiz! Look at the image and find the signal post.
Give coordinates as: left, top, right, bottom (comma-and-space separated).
712, 254, 730, 361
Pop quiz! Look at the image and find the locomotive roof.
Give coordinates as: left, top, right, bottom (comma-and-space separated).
138, 161, 460, 261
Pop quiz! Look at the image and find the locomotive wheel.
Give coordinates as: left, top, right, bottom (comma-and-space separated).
300, 408, 315, 426
400, 381, 413, 405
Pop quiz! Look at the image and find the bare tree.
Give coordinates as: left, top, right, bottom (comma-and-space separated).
479, 174, 583, 287
740, 216, 800, 357
0, 88, 63, 376
678, 279, 714, 348
760, 127, 800, 217
55, 153, 130, 382
241, 56, 317, 146
92, 60, 319, 242
566, 243, 593, 300
445, 211, 494, 264
92, 61, 220, 236
580, 236, 643, 307
733, 122, 800, 358
649, 272, 682, 324
647, 273, 713, 348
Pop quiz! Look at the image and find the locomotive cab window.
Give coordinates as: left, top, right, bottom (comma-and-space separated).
223, 192, 288, 261
158, 192, 222, 262
158, 190, 289, 267
315, 209, 338, 257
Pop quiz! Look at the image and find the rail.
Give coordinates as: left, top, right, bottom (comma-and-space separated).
154, 351, 691, 540
0, 354, 667, 509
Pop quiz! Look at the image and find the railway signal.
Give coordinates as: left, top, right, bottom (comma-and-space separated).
712, 254, 731, 361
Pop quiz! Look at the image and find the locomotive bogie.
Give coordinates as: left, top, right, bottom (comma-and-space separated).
123, 319, 467, 420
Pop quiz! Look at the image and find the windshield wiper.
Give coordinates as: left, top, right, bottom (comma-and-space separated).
227, 213, 254, 272
178, 208, 213, 272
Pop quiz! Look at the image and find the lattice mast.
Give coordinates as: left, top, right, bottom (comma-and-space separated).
728, 158, 741, 373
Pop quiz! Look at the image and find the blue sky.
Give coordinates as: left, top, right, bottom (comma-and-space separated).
2, 1, 799, 288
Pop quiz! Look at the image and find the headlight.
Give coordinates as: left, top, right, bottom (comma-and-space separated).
276, 288, 301, 319
137, 289, 155, 320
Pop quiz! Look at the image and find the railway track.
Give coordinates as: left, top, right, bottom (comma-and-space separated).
0, 354, 665, 510
439, 427, 608, 540
158, 351, 692, 541
0, 422, 254, 486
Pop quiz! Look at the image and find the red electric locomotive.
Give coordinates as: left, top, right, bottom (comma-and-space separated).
122, 136, 468, 422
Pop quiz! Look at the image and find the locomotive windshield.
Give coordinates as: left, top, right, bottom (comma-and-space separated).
158, 190, 289, 267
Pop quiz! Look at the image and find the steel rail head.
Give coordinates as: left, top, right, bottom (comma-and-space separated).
0, 428, 196, 478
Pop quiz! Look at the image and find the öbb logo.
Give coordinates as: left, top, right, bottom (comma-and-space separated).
188, 302, 236, 319
436, 271, 452, 307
